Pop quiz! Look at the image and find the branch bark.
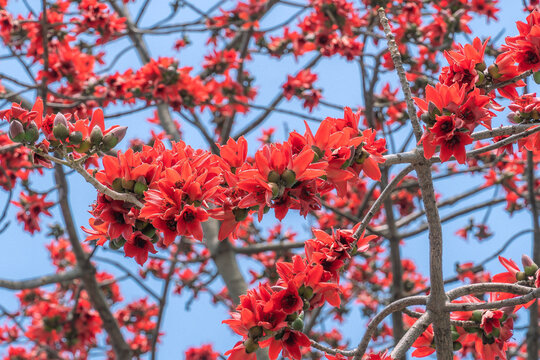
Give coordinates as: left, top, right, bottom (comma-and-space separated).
526, 151, 539, 360
0, 269, 81, 290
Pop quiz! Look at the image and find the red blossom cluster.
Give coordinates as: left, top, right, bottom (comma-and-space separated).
416, 13, 540, 164
0, 133, 34, 190
223, 227, 376, 360
11, 191, 53, 234
282, 69, 322, 112
409, 255, 540, 360
79, 107, 386, 265
266, 0, 364, 59
0, 238, 149, 359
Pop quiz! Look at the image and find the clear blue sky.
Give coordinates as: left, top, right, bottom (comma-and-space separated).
0, 1, 534, 358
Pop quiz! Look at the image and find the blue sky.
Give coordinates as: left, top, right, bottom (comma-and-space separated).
0, 0, 536, 358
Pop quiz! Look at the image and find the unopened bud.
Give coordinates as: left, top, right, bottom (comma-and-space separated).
75, 139, 91, 154
110, 126, 127, 142
267, 170, 280, 184
533, 71, 540, 85
90, 126, 103, 145
233, 207, 249, 222
142, 226, 156, 238
507, 112, 519, 124
516, 271, 527, 281
24, 121, 39, 144
291, 318, 304, 331
53, 113, 68, 127
475, 71, 485, 86
53, 113, 69, 141
134, 181, 148, 196
427, 101, 441, 117
122, 178, 135, 192
243, 338, 259, 354
112, 178, 124, 192
281, 169, 296, 187
109, 237, 126, 250
68, 131, 83, 145
102, 126, 127, 151
488, 64, 501, 79
269, 182, 280, 199
303, 286, 314, 300
8, 120, 25, 142
521, 254, 536, 268
475, 62, 487, 72
471, 310, 483, 323
248, 326, 263, 339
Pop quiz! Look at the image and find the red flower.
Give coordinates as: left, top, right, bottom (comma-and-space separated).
124, 231, 157, 266
502, 10, 540, 72
11, 192, 53, 234
176, 205, 209, 241
267, 282, 303, 315
263, 329, 311, 360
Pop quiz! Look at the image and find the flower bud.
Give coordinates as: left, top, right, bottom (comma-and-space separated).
269, 182, 280, 199
475, 62, 487, 72
522, 254, 536, 268
427, 101, 441, 117
112, 178, 124, 192
8, 120, 25, 142
267, 170, 280, 184
75, 139, 91, 154
475, 71, 485, 86
53, 113, 70, 141
281, 169, 296, 187
68, 131, 83, 145
142, 226, 156, 238
507, 112, 519, 124
90, 126, 103, 145
109, 237, 126, 250
451, 331, 460, 342
291, 318, 304, 331
134, 181, 148, 196
102, 126, 128, 151
243, 338, 259, 354
110, 126, 127, 142
122, 178, 135, 192
233, 207, 249, 222
471, 310, 483, 323
248, 326, 263, 339
516, 271, 527, 281
488, 64, 501, 79
453, 342, 462, 351
533, 70, 540, 85
303, 286, 314, 300
24, 121, 39, 144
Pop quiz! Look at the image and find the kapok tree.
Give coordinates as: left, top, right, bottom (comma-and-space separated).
0, 1, 539, 360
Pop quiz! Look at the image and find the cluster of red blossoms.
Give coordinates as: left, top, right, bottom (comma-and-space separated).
0, 237, 160, 359
282, 69, 322, 112
409, 255, 540, 360
79, 106, 385, 265
417, 12, 540, 164
266, 0, 364, 59
11, 191, 53, 234
223, 226, 376, 360
0, 99, 127, 168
